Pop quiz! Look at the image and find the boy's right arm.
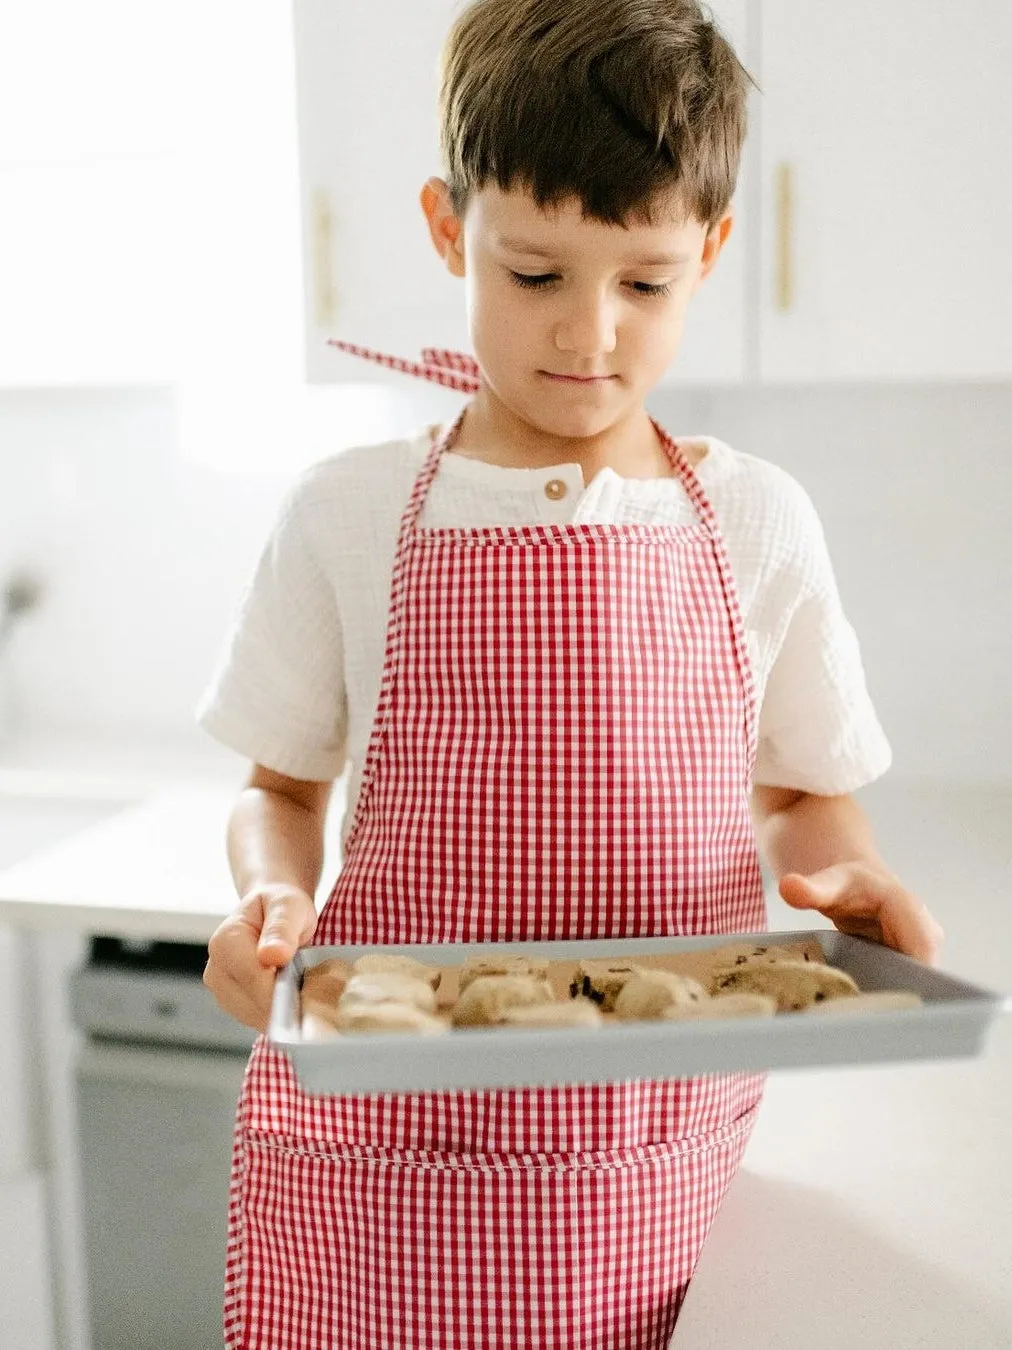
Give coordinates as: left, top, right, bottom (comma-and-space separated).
204, 763, 334, 1032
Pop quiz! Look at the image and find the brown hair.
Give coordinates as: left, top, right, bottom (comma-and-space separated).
439, 0, 756, 227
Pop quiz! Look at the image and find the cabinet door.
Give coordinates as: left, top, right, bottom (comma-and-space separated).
759, 0, 1012, 381
294, 0, 469, 382
294, 0, 751, 386
0, 1174, 56, 1350
661, 0, 751, 387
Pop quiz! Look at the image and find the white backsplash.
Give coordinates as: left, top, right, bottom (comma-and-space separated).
0, 380, 1009, 784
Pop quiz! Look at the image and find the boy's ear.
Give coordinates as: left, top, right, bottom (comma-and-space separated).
694, 211, 734, 289
420, 177, 466, 277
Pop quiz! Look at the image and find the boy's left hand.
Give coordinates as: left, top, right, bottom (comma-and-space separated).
778, 863, 944, 966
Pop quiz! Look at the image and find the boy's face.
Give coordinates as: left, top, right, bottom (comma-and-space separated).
421, 179, 731, 442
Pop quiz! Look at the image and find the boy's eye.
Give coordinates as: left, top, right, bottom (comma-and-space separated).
510, 271, 557, 290
631, 281, 672, 298
509, 271, 672, 298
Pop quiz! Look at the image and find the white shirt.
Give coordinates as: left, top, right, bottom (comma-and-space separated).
198, 424, 891, 840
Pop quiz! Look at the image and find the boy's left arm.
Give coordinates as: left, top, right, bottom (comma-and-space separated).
751, 787, 945, 965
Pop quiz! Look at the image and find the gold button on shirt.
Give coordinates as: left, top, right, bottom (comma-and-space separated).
544, 478, 568, 501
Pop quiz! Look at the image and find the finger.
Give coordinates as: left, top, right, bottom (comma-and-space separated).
778, 869, 859, 911
203, 960, 274, 1032
207, 913, 283, 1015
779, 865, 889, 916
218, 977, 272, 1032
817, 872, 943, 964
878, 899, 945, 966
257, 894, 315, 966
778, 872, 822, 909
783, 868, 945, 966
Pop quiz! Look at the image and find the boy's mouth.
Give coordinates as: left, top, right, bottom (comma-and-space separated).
540, 371, 616, 384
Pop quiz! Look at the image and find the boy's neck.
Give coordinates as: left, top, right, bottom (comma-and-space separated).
450, 385, 692, 481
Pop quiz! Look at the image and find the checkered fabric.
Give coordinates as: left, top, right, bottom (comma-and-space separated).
327, 340, 483, 393
224, 350, 768, 1349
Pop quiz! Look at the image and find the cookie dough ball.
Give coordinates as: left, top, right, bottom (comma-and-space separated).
457, 953, 550, 994
710, 959, 859, 1011
300, 991, 343, 1029
300, 1008, 344, 1040
803, 990, 922, 1015
352, 952, 442, 991
663, 993, 777, 1021
613, 970, 708, 1020
705, 942, 816, 970
340, 972, 438, 1014
501, 999, 604, 1029
335, 1002, 448, 1035
570, 960, 646, 1011
301, 958, 353, 1008
451, 975, 555, 1028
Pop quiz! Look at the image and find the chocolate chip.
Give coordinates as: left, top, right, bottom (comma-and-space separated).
814, 991, 826, 1001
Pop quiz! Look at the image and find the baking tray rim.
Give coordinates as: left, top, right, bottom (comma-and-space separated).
267, 928, 1010, 1088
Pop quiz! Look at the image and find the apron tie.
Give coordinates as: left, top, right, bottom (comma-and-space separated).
327, 339, 481, 394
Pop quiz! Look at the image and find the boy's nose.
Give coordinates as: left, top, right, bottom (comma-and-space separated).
554, 296, 618, 359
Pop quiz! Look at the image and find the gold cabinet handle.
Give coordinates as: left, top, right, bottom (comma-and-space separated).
774, 162, 795, 313
312, 188, 337, 326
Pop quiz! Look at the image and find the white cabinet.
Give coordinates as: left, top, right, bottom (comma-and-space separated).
0, 5, 184, 387
292, 0, 470, 379
758, 0, 1012, 382
293, 0, 1012, 389
9, 3, 1010, 392
292, 0, 752, 387
666, 0, 751, 386
0, 1174, 56, 1350
0, 795, 131, 1350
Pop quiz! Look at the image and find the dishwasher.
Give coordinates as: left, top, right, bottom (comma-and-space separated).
70, 936, 257, 1350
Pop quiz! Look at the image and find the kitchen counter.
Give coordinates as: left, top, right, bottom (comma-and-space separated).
0, 761, 1009, 1349
0, 788, 288, 940
0, 728, 245, 801
0, 732, 347, 939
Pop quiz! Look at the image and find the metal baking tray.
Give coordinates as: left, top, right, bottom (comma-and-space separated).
268, 929, 1011, 1096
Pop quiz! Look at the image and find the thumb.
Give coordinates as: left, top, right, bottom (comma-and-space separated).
256, 889, 316, 967
778, 869, 840, 910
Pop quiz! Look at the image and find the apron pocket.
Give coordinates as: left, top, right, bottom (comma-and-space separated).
228, 1109, 758, 1350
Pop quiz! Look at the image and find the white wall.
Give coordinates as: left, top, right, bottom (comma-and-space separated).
667, 382, 1012, 786
0, 380, 1009, 784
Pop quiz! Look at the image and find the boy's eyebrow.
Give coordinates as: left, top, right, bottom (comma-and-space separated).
497, 237, 692, 266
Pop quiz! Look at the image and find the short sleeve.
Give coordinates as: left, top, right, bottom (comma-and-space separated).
754, 510, 892, 795
196, 475, 348, 781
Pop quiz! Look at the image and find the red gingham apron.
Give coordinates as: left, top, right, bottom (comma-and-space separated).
224, 347, 768, 1350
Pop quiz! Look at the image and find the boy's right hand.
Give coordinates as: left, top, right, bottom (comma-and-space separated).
203, 883, 318, 1033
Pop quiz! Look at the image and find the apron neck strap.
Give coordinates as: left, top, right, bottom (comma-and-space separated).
327, 340, 481, 394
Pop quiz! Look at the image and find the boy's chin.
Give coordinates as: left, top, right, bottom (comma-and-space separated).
524, 404, 627, 442
510, 387, 633, 441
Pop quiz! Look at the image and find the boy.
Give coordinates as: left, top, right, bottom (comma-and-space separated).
201, 2, 943, 1346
